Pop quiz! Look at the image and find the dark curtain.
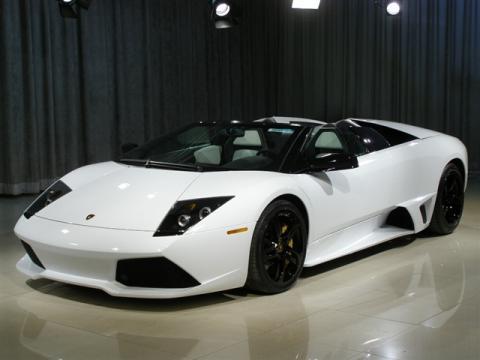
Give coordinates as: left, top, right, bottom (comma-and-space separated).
0, 0, 280, 194
275, 0, 480, 170
1, 0, 479, 195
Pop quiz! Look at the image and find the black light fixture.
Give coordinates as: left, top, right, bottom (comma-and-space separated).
211, 0, 241, 29
58, 0, 92, 19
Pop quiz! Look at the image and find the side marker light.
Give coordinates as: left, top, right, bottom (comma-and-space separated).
227, 227, 248, 235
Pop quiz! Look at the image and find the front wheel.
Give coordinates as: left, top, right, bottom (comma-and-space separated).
246, 200, 307, 294
428, 163, 465, 235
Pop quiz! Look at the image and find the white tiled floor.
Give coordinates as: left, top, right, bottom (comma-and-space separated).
0, 180, 479, 360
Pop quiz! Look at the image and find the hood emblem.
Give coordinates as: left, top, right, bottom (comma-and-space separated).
86, 214, 95, 221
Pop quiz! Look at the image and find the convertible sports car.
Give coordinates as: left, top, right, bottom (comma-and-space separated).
15, 117, 467, 298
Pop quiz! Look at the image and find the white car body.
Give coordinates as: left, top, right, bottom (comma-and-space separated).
15, 117, 468, 298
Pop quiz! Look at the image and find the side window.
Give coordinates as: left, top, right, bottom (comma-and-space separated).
315, 131, 344, 153
304, 127, 346, 160
336, 120, 391, 156
353, 127, 390, 152
231, 129, 263, 161
341, 130, 368, 156
232, 130, 262, 147
355, 121, 417, 145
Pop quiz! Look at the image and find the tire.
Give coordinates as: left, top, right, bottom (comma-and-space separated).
246, 200, 307, 294
428, 163, 465, 235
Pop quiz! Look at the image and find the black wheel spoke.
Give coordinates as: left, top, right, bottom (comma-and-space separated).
287, 251, 300, 264
273, 261, 281, 281
272, 218, 283, 239
279, 259, 289, 283
265, 253, 281, 262
284, 263, 297, 281
265, 259, 277, 271
264, 243, 277, 255
285, 224, 301, 241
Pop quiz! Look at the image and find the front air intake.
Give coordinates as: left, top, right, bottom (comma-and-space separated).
116, 257, 200, 288
21, 241, 45, 269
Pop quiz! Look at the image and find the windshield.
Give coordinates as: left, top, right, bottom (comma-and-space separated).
119, 122, 300, 171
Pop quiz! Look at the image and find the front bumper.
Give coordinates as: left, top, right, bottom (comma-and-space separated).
14, 216, 254, 298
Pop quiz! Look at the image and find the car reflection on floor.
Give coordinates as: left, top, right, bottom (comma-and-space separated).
14, 234, 467, 360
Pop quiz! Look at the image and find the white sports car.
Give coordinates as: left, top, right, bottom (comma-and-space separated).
15, 117, 467, 298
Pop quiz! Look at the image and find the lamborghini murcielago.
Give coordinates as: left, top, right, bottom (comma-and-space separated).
15, 117, 467, 298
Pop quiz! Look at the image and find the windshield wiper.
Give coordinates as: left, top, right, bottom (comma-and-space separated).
147, 160, 204, 172
119, 159, 204, 172
119, 159, 147, 166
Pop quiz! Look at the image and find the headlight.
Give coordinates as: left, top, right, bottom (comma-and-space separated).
154, 196, 234, 236
24, 180, 72, 219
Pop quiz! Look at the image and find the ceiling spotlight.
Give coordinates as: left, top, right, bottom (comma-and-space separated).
57, 0, 92, 19
292, 0, 321, 9
386, 1, 401, 15
215, 3, 231, 17
211, 0, 241, 29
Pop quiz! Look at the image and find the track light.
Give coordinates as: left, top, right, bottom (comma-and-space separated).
211, 0, 241, 29
373, 0, 402, 16
57, 0, 92, 19
386, 1, 401, 15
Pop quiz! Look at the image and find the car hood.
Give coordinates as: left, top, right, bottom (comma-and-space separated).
36, 165, 201, 231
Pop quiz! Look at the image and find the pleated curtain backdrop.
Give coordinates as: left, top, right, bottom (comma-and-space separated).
0, 0, 479, 195
274, 0, 480, 166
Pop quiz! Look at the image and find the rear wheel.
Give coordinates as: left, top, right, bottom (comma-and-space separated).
246, 200, 307, 294
428, 163, 464, 235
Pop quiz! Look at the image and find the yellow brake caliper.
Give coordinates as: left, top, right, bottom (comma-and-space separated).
281, 224, 294, 248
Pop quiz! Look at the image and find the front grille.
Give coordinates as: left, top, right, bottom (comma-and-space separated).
21, 241, 45, 269
116, 257, 200, 289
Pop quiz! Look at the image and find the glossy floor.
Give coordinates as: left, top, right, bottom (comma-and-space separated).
0, 181, 479, 360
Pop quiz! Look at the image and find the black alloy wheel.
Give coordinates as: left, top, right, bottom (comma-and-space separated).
246, 200, 307, 294
428, 163, 464, 235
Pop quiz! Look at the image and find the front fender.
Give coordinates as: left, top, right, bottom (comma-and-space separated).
183, 172, 313, 237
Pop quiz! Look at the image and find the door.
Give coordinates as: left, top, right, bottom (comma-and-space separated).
289, 122, 401, 263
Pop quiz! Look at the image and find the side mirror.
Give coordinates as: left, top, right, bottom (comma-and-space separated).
121, 143, 138, 154
307, 153, 358, 172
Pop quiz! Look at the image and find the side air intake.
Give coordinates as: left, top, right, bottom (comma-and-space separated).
21, 241, 45, 269
420, 204, 427, 224
386, 207, 414, 230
